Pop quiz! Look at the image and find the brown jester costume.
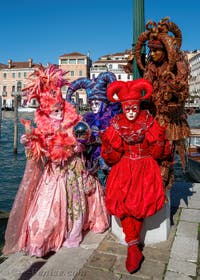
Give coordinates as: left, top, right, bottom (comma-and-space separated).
134, 17, 190, 190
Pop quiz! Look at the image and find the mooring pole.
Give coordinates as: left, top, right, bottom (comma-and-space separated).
133, 0, 145, 79
13, 95, 19, 154
0, 96, 2, 136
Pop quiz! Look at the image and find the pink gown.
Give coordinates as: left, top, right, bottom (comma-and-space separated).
3, 104, 109, 257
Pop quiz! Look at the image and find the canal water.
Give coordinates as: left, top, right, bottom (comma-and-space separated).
0, 111, 200, 212
0, 111, 34, 212
0, 110, 199, 254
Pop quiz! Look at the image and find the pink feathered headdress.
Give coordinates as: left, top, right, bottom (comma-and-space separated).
107, 78, 153, 103
22, 64, 70, 114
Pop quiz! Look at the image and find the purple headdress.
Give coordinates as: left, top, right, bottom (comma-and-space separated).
66, 72, 117, 103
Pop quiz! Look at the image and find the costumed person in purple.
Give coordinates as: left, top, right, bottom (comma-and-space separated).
66, 72, 121, 187
100, 78, 171, 273
3, 65, 109, 258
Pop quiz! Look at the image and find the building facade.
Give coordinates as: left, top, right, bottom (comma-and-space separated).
90, 50, 133, 81
58, 52, 92, 106
186, 50, 200, 110
0, 59, 39, 109
1, 50, 200, 111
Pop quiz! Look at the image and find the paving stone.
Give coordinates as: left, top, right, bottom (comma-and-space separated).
85, 251, 117, 270
133, 259, 165, 280
170, 236, 199, 263
80, 230, 108, 250
142, 246, 170, 263
31, 247, 94, 280
191, 183, 200, 194
0, 255, 46, 280
113, 256, 127, 274
180, 209, 200, 223
176, 221, 198, 239
170, 182, 194, 209
167, 258, 197, 276
164, 271, 193, 280
97, 239, 127, 256
73, 267, 120, 280
114, 256, 165, 280
180, 198, 200, 209
121, 275, 151, 279
0, 252, 25, 271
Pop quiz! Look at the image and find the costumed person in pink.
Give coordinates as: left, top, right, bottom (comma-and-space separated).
100, 78, 171, 273
3, 64, 108, 258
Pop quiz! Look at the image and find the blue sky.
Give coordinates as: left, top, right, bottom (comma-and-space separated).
0, 0, 199, 65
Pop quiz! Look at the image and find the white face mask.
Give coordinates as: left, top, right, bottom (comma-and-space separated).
125, 110, 138, 121
90, 100, 102, 114
122, 103, 140, 121
49, 108, 64, 121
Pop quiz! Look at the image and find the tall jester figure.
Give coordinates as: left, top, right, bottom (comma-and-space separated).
134, 17, 190, 190
66, 72, 121, 187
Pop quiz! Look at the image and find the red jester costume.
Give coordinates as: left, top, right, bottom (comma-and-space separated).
100, 78, 171, 273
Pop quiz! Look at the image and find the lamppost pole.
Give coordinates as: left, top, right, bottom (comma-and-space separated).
133, 0, 145, 79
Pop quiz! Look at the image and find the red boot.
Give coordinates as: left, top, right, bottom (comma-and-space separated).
120, 216, 144, 273
126, 241, 144, 273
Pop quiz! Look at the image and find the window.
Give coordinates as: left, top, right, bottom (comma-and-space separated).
17, 81, 22, 92
79, 70, 83, 76
118, 75, 121, 80
18, 72, 21, 78
3, 73, 7, 78
3, 85, 6, 92
108, 64, 112, 70
12, 86, 15, 92
69, 59, 76, 64
78, 59, 84, 64
70, 71, 75, 77
60, 59, 68, 64
12, 73, 15, 78
24, 72, 27, 78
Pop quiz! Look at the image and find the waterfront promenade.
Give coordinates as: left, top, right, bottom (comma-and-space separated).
0, 164, 200, 279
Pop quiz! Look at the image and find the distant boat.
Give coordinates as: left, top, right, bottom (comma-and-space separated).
186, 128, 200, 182
18, 106, 36, 113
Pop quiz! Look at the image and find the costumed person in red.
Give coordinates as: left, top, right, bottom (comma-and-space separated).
100, 78, 171, 273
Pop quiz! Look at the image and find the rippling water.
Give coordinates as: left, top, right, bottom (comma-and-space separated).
0, 111, 199, 212
0, 111, 34, 211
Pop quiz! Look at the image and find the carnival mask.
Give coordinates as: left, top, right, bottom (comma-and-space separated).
122, 101, 140, 121
90, 100, 106, 114
49, 103, 64, 121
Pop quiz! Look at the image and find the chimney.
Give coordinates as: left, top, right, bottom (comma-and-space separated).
8, 59, 12, 69
28, 58, 33, 68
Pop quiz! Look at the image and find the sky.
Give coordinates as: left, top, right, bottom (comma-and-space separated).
0, 0, 199, 65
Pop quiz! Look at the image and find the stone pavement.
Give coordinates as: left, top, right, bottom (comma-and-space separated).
0, 181, 199, 280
